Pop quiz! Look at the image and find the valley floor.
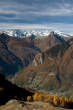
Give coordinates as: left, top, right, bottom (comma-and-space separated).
0, 100, 72, 110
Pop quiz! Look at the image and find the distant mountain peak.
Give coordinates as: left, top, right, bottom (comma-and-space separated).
0, 30, 72, 41
49, 31, 54, 36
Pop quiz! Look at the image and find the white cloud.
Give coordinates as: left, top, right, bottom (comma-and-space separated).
0, 0, 73, 35
46, 23, 73, 35
0, 23, 73, 35
0, 23, 49, 30
0, 0, 73, 21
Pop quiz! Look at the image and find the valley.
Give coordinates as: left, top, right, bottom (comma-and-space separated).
0, 30, 73, 110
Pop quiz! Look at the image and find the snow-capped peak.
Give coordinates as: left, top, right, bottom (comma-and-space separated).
54, 30, 71, 38
2, 29, 50, 38
1, 29, 72, 40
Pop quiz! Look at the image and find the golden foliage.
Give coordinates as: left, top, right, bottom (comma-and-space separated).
33, 92, 39, 101
27, 96, 32, 102
33, 92, 73, 107
53, 96, 60, 106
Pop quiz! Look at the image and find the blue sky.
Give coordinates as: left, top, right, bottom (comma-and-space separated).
0, 0, 73, 34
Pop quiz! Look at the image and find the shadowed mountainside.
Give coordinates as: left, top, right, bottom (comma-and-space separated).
0, 34, 23, 76
0, 74, 34, 105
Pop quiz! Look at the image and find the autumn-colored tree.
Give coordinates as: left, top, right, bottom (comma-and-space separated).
33, 92, 39, 101
59, 96, 65, 107
27, 96, 32, 101
38, 94, 44, 101
32, 92, 73, 108
53, 96, 60, 106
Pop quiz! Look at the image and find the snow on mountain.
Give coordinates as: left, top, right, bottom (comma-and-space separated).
3, 30, 25, 37
1, 29, 72, 39
2, 30, 50, 38
55, 31, 71, 38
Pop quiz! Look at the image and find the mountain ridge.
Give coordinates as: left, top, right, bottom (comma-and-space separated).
1, 30, 72, 39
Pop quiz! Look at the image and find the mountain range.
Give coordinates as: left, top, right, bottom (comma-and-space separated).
2, 29, 72, 38
0, 30, 73, 97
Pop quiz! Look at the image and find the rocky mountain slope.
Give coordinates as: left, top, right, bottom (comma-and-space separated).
0, 30, 73, 109
0, 33, 39, 76
0, 31, 73, 94
14, 38, 73, 96
0, 31, 70, 76
0, 34, 23, 76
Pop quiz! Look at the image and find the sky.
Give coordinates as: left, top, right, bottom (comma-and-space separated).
0, 0, 73, 34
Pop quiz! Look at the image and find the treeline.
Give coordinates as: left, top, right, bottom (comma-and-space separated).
27, 92, 73, 108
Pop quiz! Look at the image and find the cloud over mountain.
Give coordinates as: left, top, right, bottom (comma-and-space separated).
0, 0, 73, 33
